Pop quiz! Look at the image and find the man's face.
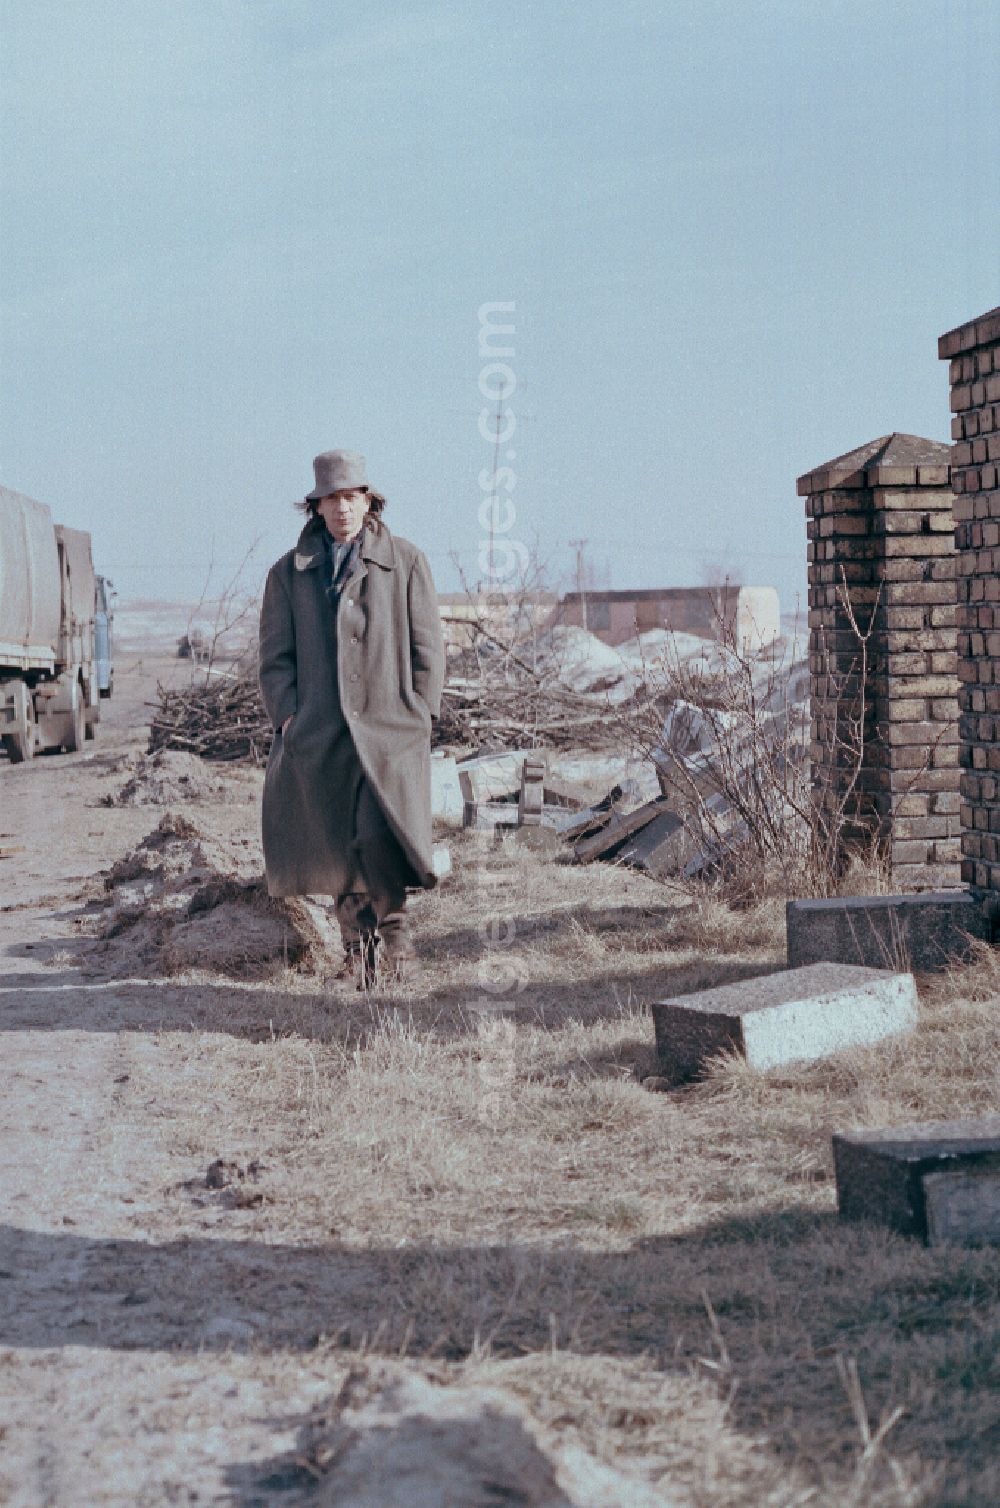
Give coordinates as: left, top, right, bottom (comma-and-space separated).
316, 488, 368, 542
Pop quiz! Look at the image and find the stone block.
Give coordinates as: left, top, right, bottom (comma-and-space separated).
503, 824, 564, 855
517, 757, 545, 826
651, 963, 917, 1084
614, 807, 688, 876
431, 754, 464, 824
457, 751, 536, 804
463, 799, 518, 831
573, 797, 675, 864
833, 1117, 1000, 1242
924, 1167, 1000, 1246
786, 891, 989, 971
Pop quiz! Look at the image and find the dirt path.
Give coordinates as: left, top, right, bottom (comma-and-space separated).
7, 652, 992, 1507
0, 656, 352, 1507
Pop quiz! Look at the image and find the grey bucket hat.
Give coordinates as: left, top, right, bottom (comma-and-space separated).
306, 449, 369, 501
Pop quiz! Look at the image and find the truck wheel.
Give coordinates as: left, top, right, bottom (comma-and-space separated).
64, 685, 86, 753
2, 730, 34, 763
2, 699, 36, 764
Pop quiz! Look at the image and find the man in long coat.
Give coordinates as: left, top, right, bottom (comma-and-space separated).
258, 449, 445, 985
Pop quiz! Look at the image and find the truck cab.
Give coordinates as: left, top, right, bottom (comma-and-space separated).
95, 574, 114, 699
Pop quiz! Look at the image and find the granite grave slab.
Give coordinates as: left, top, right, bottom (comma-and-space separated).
786, 891, 988, 973
652, 962, 917, 1084
833, 1117, 1000, 1243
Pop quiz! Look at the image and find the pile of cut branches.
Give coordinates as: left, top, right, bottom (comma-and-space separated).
146, 647, 654, 762
435, 674, 655, 750
435, 614, 666, 750
148, 668, 273, 764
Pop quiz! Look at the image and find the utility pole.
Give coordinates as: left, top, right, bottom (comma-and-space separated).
487, 381, 507, 594
569, 537, 589, 631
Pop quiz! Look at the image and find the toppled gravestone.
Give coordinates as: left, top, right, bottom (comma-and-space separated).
518, 756, 545, 826
431, 752, 464, 824
786, 891, 990, 972
833, 1117, 1000, 1245
572, 796, 678, 864
652, 963, 918, 1084
458, 750, 537, 805
252, 1366, 675, 1508
459, 753, 585, 834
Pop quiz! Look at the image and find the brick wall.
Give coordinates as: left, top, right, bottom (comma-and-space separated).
798, 435, 961, 889
939, 306, 1000, 892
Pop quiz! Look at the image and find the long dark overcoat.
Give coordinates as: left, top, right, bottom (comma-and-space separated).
258, 516, 445, 897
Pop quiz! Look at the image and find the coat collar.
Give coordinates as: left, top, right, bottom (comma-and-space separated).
293, 517, 395, 573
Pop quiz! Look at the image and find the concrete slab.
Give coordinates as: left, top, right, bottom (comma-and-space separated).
463, 800, 518, 831
431, 754, 463, 824
924, 1167, 1000, 1247
833, 1117, 1000, 1242
652, 962, 917, 1084
786, 891, 989, 973
502, 825, 564, 855
457, 751, 536, 803
573, 797, 673, 864
463, 800, 575, 835
614, 808, 687, 876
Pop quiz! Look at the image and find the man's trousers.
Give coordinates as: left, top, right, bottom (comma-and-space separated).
334, 777, 415, 957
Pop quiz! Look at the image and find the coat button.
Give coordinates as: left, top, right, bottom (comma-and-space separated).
346, 597, 354, 606
351, 635, 359, 644
351, 673, 359, 681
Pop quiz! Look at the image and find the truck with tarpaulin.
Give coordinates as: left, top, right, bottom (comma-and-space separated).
0, 484, 110, 762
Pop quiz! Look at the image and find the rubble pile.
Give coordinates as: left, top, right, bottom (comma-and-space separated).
146, 616, 795, 766
435, 624, 698, 750
89, 813, 338, 979
142, 609, 810, 886
103, 749, 234, 807
455, 633, 810, 885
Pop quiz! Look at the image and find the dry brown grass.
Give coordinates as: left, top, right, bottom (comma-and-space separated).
143, 828, 1000, 1506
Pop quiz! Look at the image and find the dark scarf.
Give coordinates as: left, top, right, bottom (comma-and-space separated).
319, 524, 361, 606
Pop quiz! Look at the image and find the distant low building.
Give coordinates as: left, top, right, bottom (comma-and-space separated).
553, 585, 781, 652
436, 590, 559, 654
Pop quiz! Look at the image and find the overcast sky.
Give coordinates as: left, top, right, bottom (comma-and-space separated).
1, 0, 998, 613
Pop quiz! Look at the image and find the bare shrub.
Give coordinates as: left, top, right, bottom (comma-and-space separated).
620, 573, 894, 901
149, 546, 273, 763
437, 552, 659, 751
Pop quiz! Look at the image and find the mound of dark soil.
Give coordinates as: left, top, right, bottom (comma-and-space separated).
102, 749, 234, 807
90, 813, 339, 979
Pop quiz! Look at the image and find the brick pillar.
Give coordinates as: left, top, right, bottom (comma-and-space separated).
798, 435, 961, 889
939, 306, 1000, 893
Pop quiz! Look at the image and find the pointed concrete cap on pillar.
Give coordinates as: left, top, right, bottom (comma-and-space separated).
796, 433, 953, 496
939, 305, 1000, 359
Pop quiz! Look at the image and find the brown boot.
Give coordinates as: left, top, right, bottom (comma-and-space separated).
343, 932, 381, 991
336, 892, 382, 990
381, 950, 417, 985
379, 910, 417, 985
